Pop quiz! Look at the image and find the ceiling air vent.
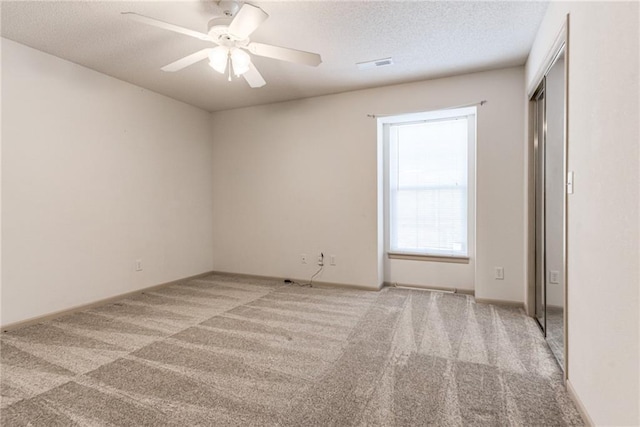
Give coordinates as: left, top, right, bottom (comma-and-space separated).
356, 57, 394, 71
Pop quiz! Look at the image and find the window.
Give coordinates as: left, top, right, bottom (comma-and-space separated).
382, 107, 476, 259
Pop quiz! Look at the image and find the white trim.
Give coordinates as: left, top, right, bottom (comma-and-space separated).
213, 270, 384, 292
527, 15, 569, 98
380, 105, 477, 124
566, 379, 594, 426
474, 298, 524, 308
368, 100, 486, 119
380, 107, 477, 259
387, 252, 470, 264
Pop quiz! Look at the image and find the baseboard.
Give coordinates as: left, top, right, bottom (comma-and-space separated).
307, 279, 382, 292
209, 270, 383, 292
474, 297, 525, 309
201, 270, 286, 283
566, 379, 594, 426
383, 281, 474, 295
3, 270, 508, 330
1, 270, 216, 332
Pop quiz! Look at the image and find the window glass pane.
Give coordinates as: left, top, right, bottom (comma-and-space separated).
396, 119, 468, 188
389, 116, 470, 256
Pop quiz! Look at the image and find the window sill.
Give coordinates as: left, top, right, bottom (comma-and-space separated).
387, 252, 470, 264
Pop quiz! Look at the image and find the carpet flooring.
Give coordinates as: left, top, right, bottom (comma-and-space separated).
0, 273, 583, 426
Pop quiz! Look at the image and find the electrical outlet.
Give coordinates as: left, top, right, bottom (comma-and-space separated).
494, 267, 504, 280
301, 254, 307, 264
317, 253, 324, 266
135, 259, 143, 272
330, 254, 336, 266
549, 270, 560, 284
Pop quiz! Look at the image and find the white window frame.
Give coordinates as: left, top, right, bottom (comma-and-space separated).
380, 106, 476, 262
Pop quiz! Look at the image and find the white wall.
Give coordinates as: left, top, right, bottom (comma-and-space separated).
526, 2, 639, 425
1, 39, 215, 326
211, 67, 525, 301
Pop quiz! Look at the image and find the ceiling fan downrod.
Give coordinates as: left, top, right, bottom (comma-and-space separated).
218, 0, 240, 18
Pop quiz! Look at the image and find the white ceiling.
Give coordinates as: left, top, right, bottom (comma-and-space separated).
1, 1, 548, 112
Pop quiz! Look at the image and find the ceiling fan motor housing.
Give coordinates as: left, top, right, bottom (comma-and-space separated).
208, 17, 233, 41
208, 17, 247, 45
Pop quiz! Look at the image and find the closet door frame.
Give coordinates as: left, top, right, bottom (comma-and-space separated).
526, 16, 569, 379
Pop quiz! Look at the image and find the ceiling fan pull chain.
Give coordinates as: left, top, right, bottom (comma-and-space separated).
227, 55, 232, 82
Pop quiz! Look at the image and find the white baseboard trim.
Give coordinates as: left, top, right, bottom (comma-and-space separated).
4, 270, 519, 331
211, 270, 383, 292
306, 280, 382, 291
474, 297, 525, 309
1, 270, 216, 332
566, 379, 594, 426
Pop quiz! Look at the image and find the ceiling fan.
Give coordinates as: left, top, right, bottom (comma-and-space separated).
123, 1, 322, 88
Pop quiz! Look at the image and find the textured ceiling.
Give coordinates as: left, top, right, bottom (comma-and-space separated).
1, 1, 548, 112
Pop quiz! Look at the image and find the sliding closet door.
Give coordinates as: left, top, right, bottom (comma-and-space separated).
544, 51, 566, 368
531, 47, 566, 369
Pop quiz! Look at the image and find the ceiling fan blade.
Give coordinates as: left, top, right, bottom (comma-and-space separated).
122, 12, 213, 42
227, 4, 269, 40
161, 49, 212, 72
243, 63, 266, 88
247, 42, 322, 67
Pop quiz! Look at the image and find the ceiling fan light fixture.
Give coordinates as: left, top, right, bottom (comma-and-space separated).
126, 3, 321, 88
230, 48, 251, 76
208, 46, 229, 74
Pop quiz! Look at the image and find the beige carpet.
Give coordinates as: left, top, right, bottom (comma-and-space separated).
0, 273, 583, 425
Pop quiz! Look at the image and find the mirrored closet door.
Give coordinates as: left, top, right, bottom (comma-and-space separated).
532, 46, 566, 371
